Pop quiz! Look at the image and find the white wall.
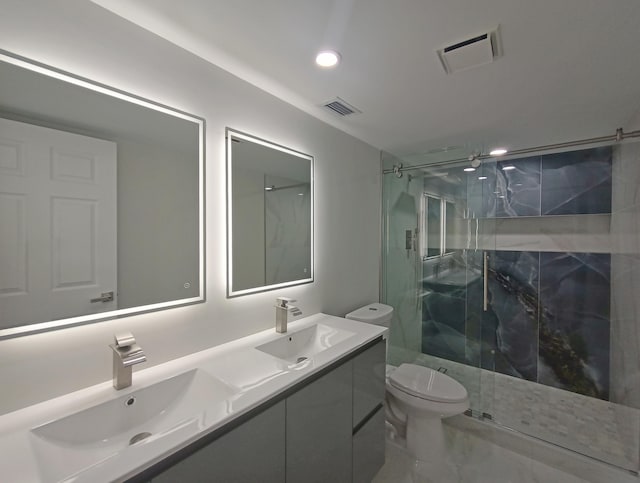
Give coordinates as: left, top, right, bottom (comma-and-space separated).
627, 107, 640, 131
0, 0, 381, 415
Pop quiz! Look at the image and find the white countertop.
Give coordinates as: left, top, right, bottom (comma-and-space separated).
0, 314, 387, 482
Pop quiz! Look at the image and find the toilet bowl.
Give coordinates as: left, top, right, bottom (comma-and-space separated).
345, 303, 470, 462
386, 363, 469, 461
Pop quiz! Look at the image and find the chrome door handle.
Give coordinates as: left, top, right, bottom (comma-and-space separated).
91, 291, 114, 303
483, 252, 489, 312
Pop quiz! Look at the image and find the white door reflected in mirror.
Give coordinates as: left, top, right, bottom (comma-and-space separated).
0, 118, 117, 327
0, 50, 205, 339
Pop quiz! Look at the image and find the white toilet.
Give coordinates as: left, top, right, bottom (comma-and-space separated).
345, 303, 470, 462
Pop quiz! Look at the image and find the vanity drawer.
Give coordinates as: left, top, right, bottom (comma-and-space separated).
353, 406, 385, 483
353, 339, 386, 428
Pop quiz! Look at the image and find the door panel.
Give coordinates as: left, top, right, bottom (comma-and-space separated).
0, 118, 117, 327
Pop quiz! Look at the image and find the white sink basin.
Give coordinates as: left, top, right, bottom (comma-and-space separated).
29, 368, 238, 482
255, 323, 356, 364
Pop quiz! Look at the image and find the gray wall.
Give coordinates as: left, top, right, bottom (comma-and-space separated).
117, 138, 200, 308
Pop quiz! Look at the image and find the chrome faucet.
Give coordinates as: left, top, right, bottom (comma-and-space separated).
110, 332, 146, 390
275, 297, 302, 333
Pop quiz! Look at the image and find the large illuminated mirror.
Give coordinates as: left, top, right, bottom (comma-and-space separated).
227, 129, 313, 297
0, 50, 205, 339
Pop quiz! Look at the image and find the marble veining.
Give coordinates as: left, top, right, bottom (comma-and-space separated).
468, 146, 612, 219
538, 252, 611, 398
421, 249, 611, 400
264, 174, 311, 285
541, 147, 612, 216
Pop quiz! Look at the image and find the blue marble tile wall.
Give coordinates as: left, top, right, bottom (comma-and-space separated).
538, 252, 610, 399
467, 146, 612, 218
422, 146, 613, 400
422, 250, 611, 400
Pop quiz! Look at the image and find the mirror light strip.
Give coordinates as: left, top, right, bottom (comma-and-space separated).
0, 49, 206, 340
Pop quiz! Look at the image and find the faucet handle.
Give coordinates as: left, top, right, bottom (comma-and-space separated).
276, 297, 296, 307
114, 332, 136, 348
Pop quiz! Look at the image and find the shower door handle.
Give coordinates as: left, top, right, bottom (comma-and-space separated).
483, 252, 489, 311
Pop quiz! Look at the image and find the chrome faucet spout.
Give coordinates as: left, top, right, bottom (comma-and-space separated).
275, 297, 302, 333
110, 332, 146, 390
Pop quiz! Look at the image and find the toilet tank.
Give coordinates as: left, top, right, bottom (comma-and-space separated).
345, 303, 393, 326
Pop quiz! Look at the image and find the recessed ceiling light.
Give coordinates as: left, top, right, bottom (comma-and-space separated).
316, 50, 341, 68
478, 176, 488, 180
490, 148, 508, 156
501, 165, 516, 171
463, 167, 476, 172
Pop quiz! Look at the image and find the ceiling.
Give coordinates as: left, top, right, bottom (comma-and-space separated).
92, 0, 640, 161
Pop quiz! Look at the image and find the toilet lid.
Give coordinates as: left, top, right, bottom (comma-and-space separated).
345, 303, 393, 322
388, 364, 468, 403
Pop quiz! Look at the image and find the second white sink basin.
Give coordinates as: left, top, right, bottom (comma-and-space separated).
30, 368, 238, 482
255, 323, 356, 364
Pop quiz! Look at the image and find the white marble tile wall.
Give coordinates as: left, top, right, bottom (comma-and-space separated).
473, 214, 612, 253
264, 174, 311, 285
610, 141, 640, 410
383, 176, 423, 353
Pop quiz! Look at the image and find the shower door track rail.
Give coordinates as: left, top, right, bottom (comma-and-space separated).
383, 127, 640, 174
461, 411, 640, 477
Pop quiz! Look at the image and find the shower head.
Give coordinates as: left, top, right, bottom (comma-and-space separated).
468, 152, 481, 168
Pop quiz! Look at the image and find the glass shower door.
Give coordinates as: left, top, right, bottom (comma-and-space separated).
382, 165, 424, 363
382, 153, 497, 419
482, 143, 640, 472
383, 140, 640, 474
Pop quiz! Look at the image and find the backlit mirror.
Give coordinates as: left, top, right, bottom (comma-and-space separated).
227, 129, 313, 297
0, 50, 205, 338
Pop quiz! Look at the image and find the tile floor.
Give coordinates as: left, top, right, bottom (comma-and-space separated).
372, 417, 639, 483
389, 347, 640, 472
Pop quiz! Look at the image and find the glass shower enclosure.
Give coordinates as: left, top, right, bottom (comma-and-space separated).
382, 139, 640, 473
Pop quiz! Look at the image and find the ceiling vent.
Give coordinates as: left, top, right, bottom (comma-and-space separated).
437, 28, 502, 74
322, 97, 362, 117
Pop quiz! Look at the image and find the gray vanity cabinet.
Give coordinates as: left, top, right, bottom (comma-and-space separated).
353, 408, 386, 483
353, 340, 386, 425
152, 401, 286, 483
146, 337, 386, 483
286, 360, 353, 483
352, 340, 386, 483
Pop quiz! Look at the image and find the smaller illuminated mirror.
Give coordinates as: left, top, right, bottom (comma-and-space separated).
227, 129, 313, 297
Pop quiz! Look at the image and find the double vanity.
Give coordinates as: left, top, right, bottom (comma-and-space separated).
0, 314, 387, 482
0, 49, 383, 482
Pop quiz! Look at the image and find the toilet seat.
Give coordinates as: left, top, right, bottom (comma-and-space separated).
388, 364, 467, 403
